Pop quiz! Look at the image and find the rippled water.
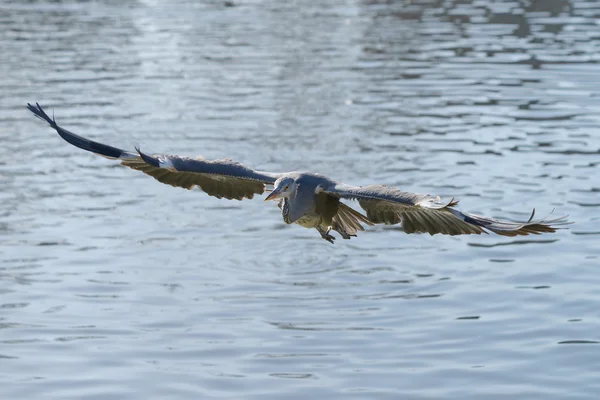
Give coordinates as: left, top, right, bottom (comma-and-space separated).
2, 0, 600, 398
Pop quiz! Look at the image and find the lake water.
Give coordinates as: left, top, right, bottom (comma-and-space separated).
1, 0, 600, 398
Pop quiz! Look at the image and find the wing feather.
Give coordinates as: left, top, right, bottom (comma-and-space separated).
324, 183, 569, 236
28, 103, 281, 200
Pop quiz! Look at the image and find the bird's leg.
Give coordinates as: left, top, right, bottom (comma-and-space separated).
316, 226, 335, 244
336, 230, 356, 240
330, 221, 356, 240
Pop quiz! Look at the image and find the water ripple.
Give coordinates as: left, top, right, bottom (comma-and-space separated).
1, 0, 598, 399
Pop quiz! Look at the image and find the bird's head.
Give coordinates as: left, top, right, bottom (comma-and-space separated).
264, 176, 295, 202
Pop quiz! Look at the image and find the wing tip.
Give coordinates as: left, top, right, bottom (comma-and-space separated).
135, 146, 161, 168
29, 102, 129, 159
27, 102, 57, 127
478, 210, 570, 236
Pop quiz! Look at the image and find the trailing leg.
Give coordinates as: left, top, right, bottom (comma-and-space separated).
316, 226, 335, 244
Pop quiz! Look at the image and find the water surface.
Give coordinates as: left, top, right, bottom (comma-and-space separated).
1, 0, 599, 399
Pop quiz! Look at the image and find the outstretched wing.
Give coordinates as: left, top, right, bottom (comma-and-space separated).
324, 183, 570, 236
28, 103, 281, 200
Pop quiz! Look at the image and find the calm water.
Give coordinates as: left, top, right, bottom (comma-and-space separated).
1, 0, 599, 398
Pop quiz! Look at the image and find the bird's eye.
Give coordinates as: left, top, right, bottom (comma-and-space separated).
284, 185, 289, 190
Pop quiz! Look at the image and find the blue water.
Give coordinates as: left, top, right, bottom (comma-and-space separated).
1, 0, 599, 398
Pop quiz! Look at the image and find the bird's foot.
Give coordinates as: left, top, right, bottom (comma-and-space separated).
321, 232, 336, 244
317, 227, 336, 243
337, 231, 357, 240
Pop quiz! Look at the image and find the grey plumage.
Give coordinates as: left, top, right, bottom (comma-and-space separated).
121, 155, 276, 200
28, 103, 570, 243
322, 184, 566, 237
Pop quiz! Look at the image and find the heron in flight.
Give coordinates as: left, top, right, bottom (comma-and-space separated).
27, 103, 569, 243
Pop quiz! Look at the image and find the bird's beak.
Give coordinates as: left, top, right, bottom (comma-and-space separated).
264, 187, 282, 202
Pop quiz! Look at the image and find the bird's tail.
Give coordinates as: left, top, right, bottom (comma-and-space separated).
448, 208, 571, 237
332, 204, 374, 239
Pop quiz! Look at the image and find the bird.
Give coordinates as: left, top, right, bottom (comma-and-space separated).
27, 103, 570, 243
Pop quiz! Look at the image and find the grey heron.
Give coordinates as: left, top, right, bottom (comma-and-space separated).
27, 103, 569, 243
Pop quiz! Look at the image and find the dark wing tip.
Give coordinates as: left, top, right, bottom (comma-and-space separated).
527, 208, 536, 223
448, 197, 460, 207
29, 102, 127, 159
27, 102, 57, 127
476, 211, 570, 236
136, 146, 161, 167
